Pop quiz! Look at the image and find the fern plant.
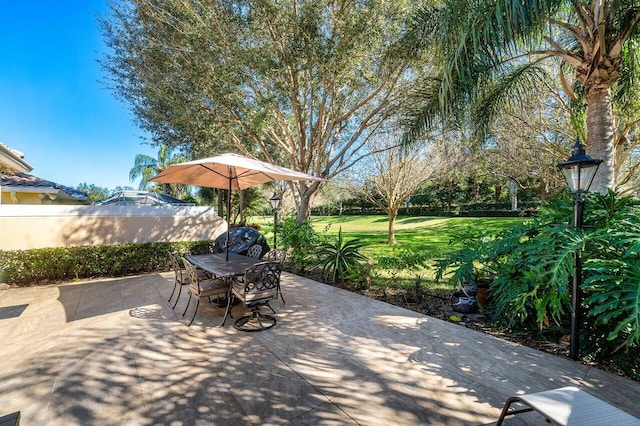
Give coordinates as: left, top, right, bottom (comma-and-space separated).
314, 227, 367, 284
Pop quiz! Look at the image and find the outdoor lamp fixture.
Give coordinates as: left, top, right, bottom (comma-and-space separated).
269, 191, 281, 249
557, 138, 603, 361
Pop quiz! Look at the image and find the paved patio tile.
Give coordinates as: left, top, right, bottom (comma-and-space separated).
284, 401, 358, 425
0, 272, 639, 425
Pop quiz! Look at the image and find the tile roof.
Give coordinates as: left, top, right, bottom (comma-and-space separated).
0, 173, 89, 201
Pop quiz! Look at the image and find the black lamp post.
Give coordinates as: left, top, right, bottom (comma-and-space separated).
557, 139, 602, 360
269, 192, 281, 249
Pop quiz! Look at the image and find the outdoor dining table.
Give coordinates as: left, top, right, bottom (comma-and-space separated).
186, 252, 260, 278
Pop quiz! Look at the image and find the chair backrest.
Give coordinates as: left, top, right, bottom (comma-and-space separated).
181, 257, 202, 294
263, 249, 286, 263
169, 252, 183, 280
239, 261, 281, 303
246, 244, 263, 259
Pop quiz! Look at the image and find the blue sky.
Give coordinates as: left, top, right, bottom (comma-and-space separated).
0, 1, 157, 190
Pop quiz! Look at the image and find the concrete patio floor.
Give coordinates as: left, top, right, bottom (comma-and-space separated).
0, 272, 639, 425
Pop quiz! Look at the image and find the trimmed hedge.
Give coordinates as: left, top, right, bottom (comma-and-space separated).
455, 210, 532, 217
312, 203, 539, 217
311, 209, 536, 218
0, 240, 215, 286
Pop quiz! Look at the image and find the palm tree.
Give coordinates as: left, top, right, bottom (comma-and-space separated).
401, 0, 640, 193
129, 145, 187, 197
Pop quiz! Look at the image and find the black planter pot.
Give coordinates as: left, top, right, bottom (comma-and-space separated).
451, 291, 478, 313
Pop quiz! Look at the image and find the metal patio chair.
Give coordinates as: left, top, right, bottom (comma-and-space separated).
222, 260, 281, 331
168, 252, 210, 309
168, 252, 190, 309
181, 257, 230, 326
263, 249, 287, 303
263, 248, 286, 263
246, 244, 263, 259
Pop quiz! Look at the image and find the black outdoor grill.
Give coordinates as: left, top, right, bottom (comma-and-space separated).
215, 227, 270, 257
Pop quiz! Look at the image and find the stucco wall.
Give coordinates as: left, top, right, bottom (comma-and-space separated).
0, 205, 226, 251
1, 190, 88, 205
1, 191, 44, 205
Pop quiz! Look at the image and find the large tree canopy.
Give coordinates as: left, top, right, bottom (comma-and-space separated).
100, 0, 417, 221
401, 0, 640, 193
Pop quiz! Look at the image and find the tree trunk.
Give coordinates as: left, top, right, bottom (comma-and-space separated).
387, 209, 397, 244
296, 191, 313, 224
294, 181, 324, 224
586, 87, 615, 193
509, 179, 518, 211
540, 179, 550, 201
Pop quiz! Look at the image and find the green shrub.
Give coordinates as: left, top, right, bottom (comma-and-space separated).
313, 227, 367, 284
581, 193, 640, 348
278, 217, 324, 273
376, 247, 432, 273
0, 240, 215, 286
433, 229, 497, 286
442, 190, 640, 370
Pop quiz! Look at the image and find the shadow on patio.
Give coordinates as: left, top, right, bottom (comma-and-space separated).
0, 272, 638, 425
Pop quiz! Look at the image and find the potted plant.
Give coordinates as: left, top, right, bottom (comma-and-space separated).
473, 270, 493, 308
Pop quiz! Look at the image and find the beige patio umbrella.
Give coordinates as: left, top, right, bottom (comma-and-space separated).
150, 153, 325, 260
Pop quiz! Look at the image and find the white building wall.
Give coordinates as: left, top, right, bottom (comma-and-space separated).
0, 205, 226, 250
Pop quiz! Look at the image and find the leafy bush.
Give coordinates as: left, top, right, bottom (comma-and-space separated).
444, 190, 640, 369
581, 194, 640, 348
433, 229, 497, 286
313, 227, 367, 284
0, 240, 214, 286
278, 217, 324, 273
377, 247, 432, 273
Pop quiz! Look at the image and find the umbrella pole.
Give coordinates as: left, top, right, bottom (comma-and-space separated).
226, 170, 232, 261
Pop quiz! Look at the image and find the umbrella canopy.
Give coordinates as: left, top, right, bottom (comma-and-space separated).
150, 153, 325, 260
149, 153, 324, 191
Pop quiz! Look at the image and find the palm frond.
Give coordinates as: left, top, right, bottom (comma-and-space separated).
400, 0, 567, 143
613, 37, 640, 114
472, 60, 551, 140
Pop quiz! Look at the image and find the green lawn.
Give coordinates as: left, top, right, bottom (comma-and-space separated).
309, 215, 524, 258
255, 214, 525, 286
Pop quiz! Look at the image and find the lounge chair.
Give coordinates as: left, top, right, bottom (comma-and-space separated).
496, 386, 640, 425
